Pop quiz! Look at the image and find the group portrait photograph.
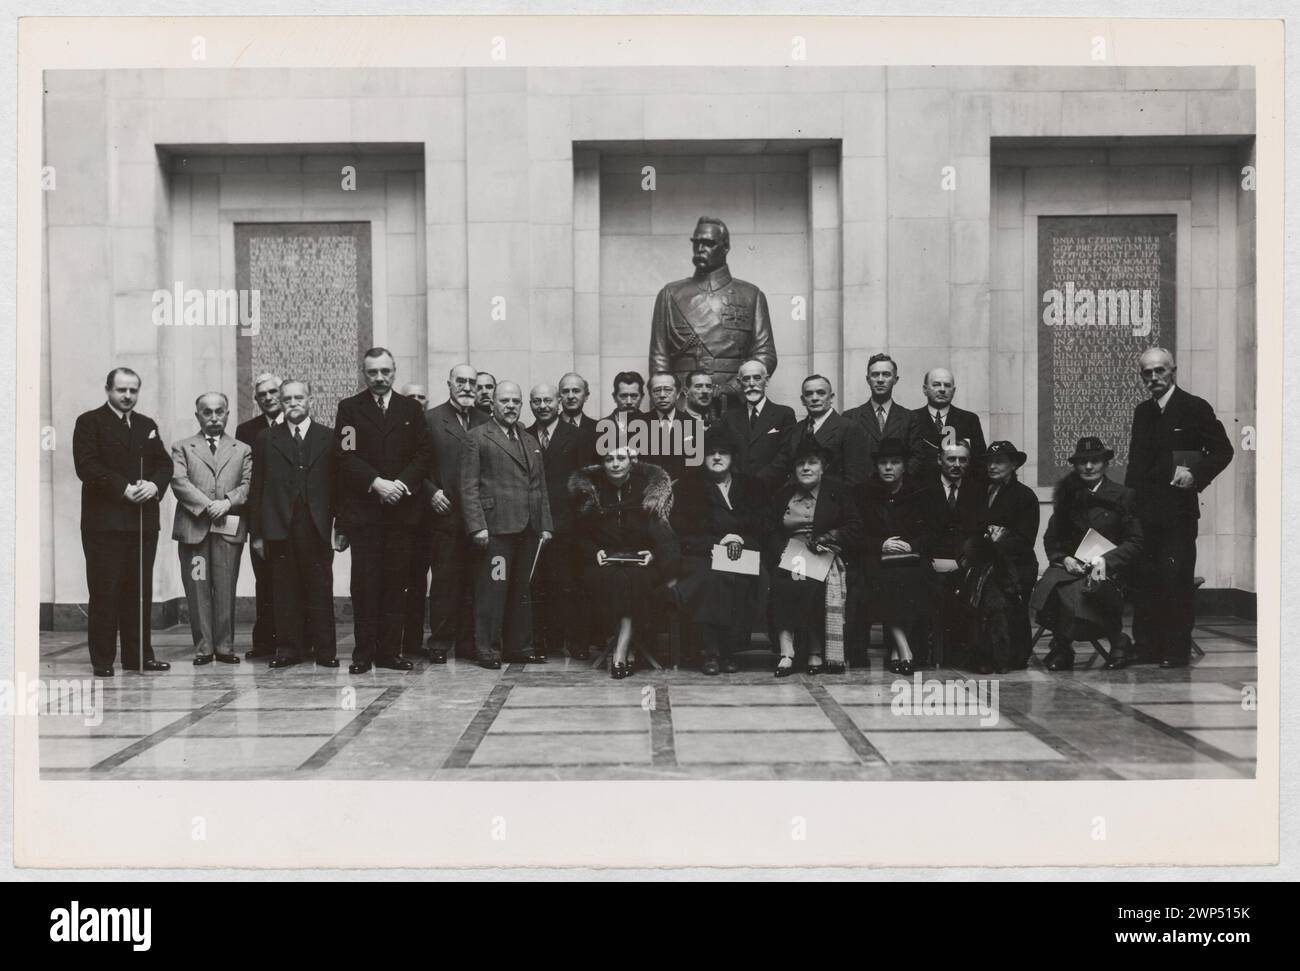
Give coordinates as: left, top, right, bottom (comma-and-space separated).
9, 11, 1282, 875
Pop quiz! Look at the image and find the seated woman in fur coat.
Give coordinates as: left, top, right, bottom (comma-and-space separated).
568, 446, 679, 679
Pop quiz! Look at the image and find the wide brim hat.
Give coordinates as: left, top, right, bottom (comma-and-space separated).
871, 437, 909, 462
1068, 436, 1115, 464
985, 440, 1027, 468
701, 423, 740, 456
790, 435, 834, 467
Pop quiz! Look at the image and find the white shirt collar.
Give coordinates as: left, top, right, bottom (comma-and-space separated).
1156, 385, 1176, 412
930, 405, 948, 420
749, 396, 766, 415
107, 402, 132, 424
810, 410, 832, 434
288, 416, 312, 436
266, 412, 284, 427
374, 390, 392, 408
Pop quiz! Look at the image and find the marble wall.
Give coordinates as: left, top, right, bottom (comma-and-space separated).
40, 65, 1257, 613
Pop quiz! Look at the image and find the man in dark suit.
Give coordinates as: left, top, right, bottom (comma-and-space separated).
528, 382, 588, 658
682, 369, 718, 430
333, 347, 434, 674
235, 372, 285, 660
843, 353, 925, 468
423, 363, 489, 662
642, 371, 700, 484
249, 380, 344, 669
474, 371, 496, 419
720, 359, 797, 482
920, 439, 985, 667
556, 371, 600, 463
910, 367, 987, 478
1124, 348, 1233, 668
72, 367, 173, 677
461, 381, 554, 669
398, 382, 432, 660
763, 375, 871, 490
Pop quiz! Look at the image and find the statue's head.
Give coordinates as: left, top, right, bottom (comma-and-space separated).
691, 217, 730, 273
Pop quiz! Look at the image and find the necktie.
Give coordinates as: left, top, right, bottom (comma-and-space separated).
748, 404, 757, 429
120, 413, 131, 431
947, 482, 958, 510
207, 436, 217, 454
458, 410, 468, 432
987, 483, 999, 508
806, 415, 816, 439
565, 415, 577, 427
376, 395, 386, 416
934, 410, 945, 436
876, 405, 887, 432
539, 425, 550, 450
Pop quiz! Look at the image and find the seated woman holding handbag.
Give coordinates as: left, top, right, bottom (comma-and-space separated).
569, 446, 679, 680
765, 438, 862, 677
1029, 436, 1144, 672
861, 437, 933, 676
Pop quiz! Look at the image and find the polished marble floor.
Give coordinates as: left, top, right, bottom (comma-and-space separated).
36, 618, 1258, 781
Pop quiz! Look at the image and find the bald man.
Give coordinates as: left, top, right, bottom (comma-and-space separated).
172, 392, 253, 664
461, 382, 553, 668
527, 382, 587, 657
1124, 348, 1233, 669
909, 367, 987, 478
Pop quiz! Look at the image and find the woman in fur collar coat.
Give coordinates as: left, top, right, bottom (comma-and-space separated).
569, 448, 679, 679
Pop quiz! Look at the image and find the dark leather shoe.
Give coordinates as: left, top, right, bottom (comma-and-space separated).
268, 657, 302, 670
1104, 634, 1134, 670
1159, 657, 1189, 669
375, 657, 414, 671
315, 657, 339, 668
610, 661, 629, 680
348, 662, 372, 674
774, 657, 797, 678
214, 654, 240, 665
508, 654, 547, 664
245, 649, 274, 660
1045, 653, 1074, 672
569, 646, 591, 660
721, 659, 741, 674
193, 654, 214, 666
142, 659, 170, 671
477, 658, 501, 670
702, 659, 721, 676
93, 666, 113, 677
428, 649, 447, 664
805, 662, 824, 676
825, 661, 846, 675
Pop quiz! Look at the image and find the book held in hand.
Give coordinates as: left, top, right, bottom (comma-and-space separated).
779, 536, 833, 582
210, 514, 240, 537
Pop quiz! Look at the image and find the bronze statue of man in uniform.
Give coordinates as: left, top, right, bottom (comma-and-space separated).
648, 216, 777, 410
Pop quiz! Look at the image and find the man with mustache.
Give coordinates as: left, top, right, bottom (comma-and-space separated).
461, 381, 554, 669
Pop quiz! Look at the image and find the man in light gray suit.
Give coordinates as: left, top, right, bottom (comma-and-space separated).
172, 392, 253, 665
461, 381, 553, 669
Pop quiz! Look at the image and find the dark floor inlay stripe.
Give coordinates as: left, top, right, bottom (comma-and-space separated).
802, 679, 887, 764
1195, 626, 1257, 645
649, 684, 677, 768
298, 685, 406, 771
90, 689, 239, 771
998, 705, 1125, 780
1070, 681, 1255, 776
441, 683, 514, 770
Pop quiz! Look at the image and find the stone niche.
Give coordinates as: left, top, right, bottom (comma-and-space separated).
575, 139, 842, 409
162, 143, 426, 430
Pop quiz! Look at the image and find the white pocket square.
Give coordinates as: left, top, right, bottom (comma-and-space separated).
148, 430, 157, 439
766, 428, 779, 434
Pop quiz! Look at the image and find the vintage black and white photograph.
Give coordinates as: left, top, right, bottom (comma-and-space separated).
11, 12, 1281, 868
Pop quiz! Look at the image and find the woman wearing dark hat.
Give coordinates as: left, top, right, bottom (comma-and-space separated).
669, 424, 767, 675
569, 446, 679, 679
1029, 437, 1143, 671
765, 437, 862, 676
975, 441, 1041, 670
861, 437, 933, 675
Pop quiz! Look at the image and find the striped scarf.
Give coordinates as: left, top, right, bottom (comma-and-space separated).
824, 554, 847, 664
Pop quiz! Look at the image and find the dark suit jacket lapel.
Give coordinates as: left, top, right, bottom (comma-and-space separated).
102, 404, 132, 447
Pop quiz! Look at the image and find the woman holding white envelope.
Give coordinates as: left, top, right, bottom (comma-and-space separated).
765, 437, 862, 677
669, 424, 767, 676
1029, 436, 1144, 672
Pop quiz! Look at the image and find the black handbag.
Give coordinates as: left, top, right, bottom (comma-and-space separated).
880, 552, 922, 568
